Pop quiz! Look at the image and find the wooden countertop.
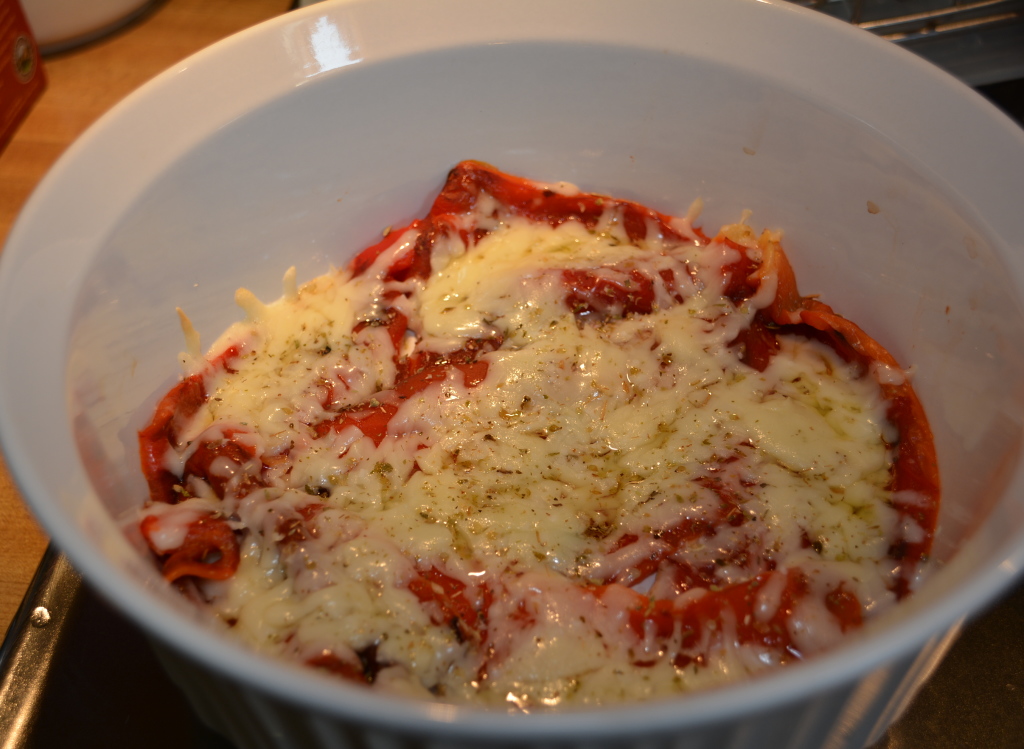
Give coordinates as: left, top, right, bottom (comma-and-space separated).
0, 0, 292, 638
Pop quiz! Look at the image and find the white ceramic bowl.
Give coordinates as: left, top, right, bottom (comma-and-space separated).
3, 1, 1024, 747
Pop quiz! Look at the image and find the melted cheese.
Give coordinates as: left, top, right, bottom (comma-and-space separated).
144, 193, 912, 710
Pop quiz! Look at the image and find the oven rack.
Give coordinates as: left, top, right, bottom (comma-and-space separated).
790, 0, 1024, 84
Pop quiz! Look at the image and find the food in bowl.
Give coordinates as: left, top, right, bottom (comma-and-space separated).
136, 161, 939, 709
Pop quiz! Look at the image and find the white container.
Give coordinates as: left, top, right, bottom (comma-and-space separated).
20, 0, 160, 54
2, 1, 1024, 747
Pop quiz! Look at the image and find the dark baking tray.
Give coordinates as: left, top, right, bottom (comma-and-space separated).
1, 77, 1021, 749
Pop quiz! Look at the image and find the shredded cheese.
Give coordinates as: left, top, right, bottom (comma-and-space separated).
139, 166, 933, 711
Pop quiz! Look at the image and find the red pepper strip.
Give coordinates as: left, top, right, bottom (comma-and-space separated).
395, 357, 463, 398
718, 237, 764, 304
140, 514, 240, 582
138, 374, 205, 504
427, 161, 692, 245
407, 566, 491, 643
276, 502, 324, 550
604, 472, 748, 587
594, 568, 822, 666
209, 342, 244, 372
138, 344, 246, 505
349, 220, 422, 278
318, 376, 336, 410
658, 268, 687, 305
604, 513, 719, 587
751, 231, 940, 589
307, 651, 368, 683
353, 306, 409, 375
397, 335, 503, 384
455, 361, 488, 388
315, 360, 490, 445
181, 429, 265, 500
730, 314, 781, 372
755, 235, 940, 499
395, 361, 489, 399
385, 225, 436, 282
824, 583, 863, 632
314, 401, 399, 446
563, 268, 656, 321
349, 220, 436, 282
358, 160, 677, 305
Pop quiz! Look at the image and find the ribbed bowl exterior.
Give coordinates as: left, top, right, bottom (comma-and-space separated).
153, 625, 961, 749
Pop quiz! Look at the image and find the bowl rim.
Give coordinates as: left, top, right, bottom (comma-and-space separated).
3, 0, 1024, 736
